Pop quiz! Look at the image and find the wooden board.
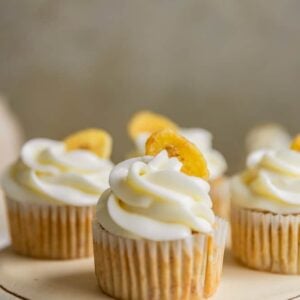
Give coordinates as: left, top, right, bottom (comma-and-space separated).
1, 246, 300, 300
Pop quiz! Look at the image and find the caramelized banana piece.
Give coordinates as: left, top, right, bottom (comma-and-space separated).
145, 129, 209, 179
290, 135, 300, 152
64, 128, 112, 158
128, 111, 178, 139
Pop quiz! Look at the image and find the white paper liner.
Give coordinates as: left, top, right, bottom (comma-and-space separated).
6, 197, 94, 259
93, 217, 227, 300
231, 205, 300, 274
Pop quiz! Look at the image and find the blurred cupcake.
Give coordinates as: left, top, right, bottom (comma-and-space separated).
245, 123, 291, 154
0, 97, 23, 247
127, 111, 229, 218
0, 97, 23, 174
231, 135, 300, 274
94, 129, 227, 299
2, 129, 113, 259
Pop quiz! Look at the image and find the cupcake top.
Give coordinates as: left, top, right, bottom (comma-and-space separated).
2, 129, 114, 206
232, 136, 300, 214
128, 111, 227, 180
245, 123, 291, 154
96, 129, 215, 241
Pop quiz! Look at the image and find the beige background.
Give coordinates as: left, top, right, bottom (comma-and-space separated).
1, 1, 300, 173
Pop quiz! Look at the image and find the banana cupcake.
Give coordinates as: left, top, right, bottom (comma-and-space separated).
231, 135, 300, 274
2, 129, 113, 259
94, 129, 227, 300
245, 123, 291, 154
127, 111, 229, 219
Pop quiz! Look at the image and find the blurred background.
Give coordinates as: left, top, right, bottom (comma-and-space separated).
1, 0, 300, 173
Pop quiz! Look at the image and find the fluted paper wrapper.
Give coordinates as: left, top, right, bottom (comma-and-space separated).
93, 218, 227, 300
6, 197, 94, 259
210, 177, 230, 220
231, 205, 300, 274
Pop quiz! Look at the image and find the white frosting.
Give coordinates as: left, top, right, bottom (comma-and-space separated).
246, 124, 291, 154
232, 149, 300, 214
96, 150, 215, 241
133, 128, 227, 180
2, 139, 113, 206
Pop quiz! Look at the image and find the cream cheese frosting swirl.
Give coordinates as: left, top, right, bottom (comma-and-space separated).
232, 148, 300, 214
96, 150, 215, 241
2, 138, 113, 206
133, 128, 227, 180
245, 123, 291, 154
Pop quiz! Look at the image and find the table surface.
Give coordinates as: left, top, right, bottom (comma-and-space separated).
1, 194, 300, 300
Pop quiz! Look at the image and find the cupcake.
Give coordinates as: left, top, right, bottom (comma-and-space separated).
2, 129, 113, 259
127, 111, 229, 219
231, 135, 300, 274
245, 123, 291, 154
93, 129, 227, 299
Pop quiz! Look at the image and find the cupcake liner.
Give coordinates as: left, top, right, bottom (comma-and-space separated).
6, 197, 94, 259
210, 177, 231, 220
93, 218, 227, 300
231, 205, 300, 274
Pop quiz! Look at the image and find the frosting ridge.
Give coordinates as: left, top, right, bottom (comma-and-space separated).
96, 150, 215, 241
232, 149, 300, 213
2, 138, 113, 206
